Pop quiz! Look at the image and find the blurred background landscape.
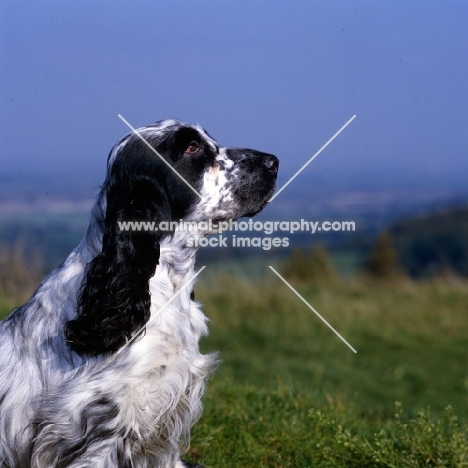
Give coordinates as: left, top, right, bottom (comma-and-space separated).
1, 0, 467, 465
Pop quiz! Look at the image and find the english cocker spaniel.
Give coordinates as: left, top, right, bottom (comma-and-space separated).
0, 119, 278, 467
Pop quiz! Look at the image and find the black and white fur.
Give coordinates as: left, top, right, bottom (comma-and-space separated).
0, 119, 278, 467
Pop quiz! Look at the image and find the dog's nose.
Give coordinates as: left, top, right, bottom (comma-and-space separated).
263, 154, 279, 173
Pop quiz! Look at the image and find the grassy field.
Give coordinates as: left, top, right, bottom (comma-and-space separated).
188, 270, 468, 467
1, 271, 467, 466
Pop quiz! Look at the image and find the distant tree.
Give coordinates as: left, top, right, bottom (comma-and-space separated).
283, 243, 337, 284
364, 231, 403, 280
390, 206, 468, 278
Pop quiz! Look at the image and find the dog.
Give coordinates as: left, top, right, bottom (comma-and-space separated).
0, 119, 278, 467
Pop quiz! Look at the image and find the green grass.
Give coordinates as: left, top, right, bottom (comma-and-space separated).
188, 271, 468, 466
190, 384, 467, 467
197, 273, 468, 419
1, 273, 468, 466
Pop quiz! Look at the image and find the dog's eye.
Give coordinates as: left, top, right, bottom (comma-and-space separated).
184, 142, 201, 155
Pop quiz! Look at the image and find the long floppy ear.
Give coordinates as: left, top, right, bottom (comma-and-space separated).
65, 173, 171, 356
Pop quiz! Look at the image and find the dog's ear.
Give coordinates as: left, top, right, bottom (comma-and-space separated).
65, 170, 171, 356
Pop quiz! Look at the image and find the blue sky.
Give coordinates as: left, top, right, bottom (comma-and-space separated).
1, 0, 467, 195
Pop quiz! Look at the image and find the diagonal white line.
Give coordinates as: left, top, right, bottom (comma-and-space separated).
118, 114, 204, 200
269, 114, 357, 202
117, 266, 207, 355
268, 266, 357, 353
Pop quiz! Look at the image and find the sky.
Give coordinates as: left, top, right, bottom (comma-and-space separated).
1, 0, 467, 197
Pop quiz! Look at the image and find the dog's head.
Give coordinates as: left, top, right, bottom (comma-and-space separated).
65, 120, 278, 355
107, 119, 278, 223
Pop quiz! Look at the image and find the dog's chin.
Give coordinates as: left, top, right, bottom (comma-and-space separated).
243, 186, 276, 218
244, 201, 269, 218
